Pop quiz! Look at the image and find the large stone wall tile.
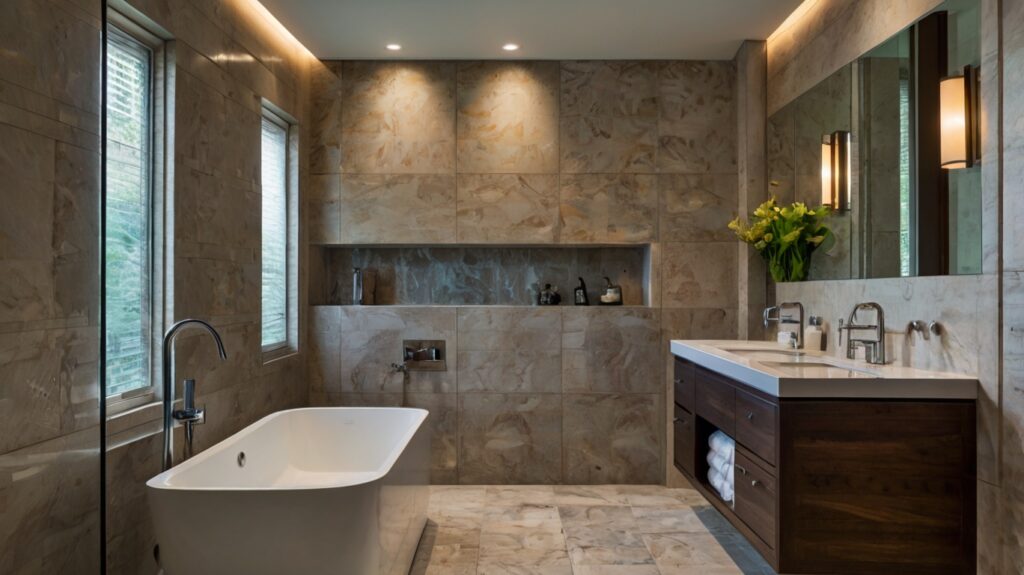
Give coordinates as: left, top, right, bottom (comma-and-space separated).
0, 427, 100, 574
1, 325, 96, 451
340, 61, 455, 174
456, 174, 559, 243
407, 392, 459, 484
105, 432, 161, 575
660, 308, 739, 341
308, 174, 341, 244
458, 393, 562, 484
561, 115, 657, 174
661, 242, 738, 309
658, 61, 736, 174
561, 61, 659, 118
173, 321, 261, 397
657, 123, 737, 174
562, 307, 661, 393
563, 393, 661, 484
658, 174, 737, 242
0, 0, 101, 112
457, 307, 562, 393
308, 306, 342, 396
310, 61, 343, 174
559, 174, 658, 244
338, 174, 456, 244
457, 61, 559, 174
53, 142, 99, 322
340, 306, 457, 393
176, 169, 261, 250
174, 255, 259, 319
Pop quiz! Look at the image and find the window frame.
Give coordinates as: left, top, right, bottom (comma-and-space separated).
259, 104, 299, 362
104, 10, 168, 415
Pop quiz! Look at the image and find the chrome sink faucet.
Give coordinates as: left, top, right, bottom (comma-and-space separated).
763, 302, 805, 348
838, 302, 887, 364
162, 319, 227, 471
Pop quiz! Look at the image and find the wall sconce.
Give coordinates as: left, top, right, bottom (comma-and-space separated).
940, 65, 979, 169
820, 130, 850, 211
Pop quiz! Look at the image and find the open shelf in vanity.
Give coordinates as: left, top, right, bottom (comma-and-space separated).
671, 342, 978, 575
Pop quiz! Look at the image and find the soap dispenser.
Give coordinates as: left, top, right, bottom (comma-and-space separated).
806, 316, 824, 351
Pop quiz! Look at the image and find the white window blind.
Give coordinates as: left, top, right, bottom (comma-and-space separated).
105, 30, 153, 397
261, 113, 289, 349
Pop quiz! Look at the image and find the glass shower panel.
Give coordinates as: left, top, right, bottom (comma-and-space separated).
0, 0, 104, 573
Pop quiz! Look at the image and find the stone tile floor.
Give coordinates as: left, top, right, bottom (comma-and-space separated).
410, 484, 775, 575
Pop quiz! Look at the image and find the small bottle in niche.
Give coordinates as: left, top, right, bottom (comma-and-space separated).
352, 267, 364, 305
538, 283, 561, 306
573, 277, 589, 306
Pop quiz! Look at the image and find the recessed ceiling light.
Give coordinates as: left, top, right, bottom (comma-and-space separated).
386, 44, 402, 51
502, 43, 519, 51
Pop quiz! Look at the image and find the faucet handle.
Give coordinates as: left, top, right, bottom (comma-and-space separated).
183, 379, 196, 409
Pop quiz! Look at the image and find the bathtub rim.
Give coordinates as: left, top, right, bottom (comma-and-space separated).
146, 406, 429, 492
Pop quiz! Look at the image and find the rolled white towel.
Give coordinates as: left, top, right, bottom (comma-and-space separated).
707, 450, 728, 472
709, 431, 736, 459
725, 461, 734, 484
707, 466, 734, 502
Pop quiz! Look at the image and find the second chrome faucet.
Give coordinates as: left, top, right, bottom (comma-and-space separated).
838, 302, 887, 364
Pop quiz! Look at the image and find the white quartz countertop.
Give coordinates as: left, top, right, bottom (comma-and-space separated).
670, 340, 978, 400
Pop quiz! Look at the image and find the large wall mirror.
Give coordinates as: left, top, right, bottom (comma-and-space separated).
767, 0, 982, 280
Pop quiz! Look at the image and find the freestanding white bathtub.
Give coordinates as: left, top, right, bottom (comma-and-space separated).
147, 407, 430, 575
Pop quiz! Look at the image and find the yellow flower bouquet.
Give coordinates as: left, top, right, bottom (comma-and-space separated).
729, 198, 832, 282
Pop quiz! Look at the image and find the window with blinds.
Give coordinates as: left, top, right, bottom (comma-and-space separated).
261, 112, 289, 350
105, 27, 155, 399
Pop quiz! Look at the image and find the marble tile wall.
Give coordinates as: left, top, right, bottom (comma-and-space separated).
307, 56, 745, 486
768, 0, 1017, 571
0, 0, 103, 572
308, 305, 664, 485
94, 0, 319, 573
312, 246, 647, 306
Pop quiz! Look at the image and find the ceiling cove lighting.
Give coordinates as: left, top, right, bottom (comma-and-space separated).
940, 65, 980, 170
821, 131, 851, 212
502, 43, 520, 51
386, 44, 402, 51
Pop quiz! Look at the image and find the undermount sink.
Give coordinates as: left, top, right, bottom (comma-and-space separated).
762, 360, 881, 378
722, 348, 806, 358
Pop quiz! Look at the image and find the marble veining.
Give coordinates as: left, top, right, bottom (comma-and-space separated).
411, 485, 763, 574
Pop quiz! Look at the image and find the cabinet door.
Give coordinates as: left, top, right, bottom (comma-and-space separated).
736, 389, 778, 466
674, 358, 695, 412
735, 450, 777, 549
673, 404, 696, 476
696, 369, 736, 435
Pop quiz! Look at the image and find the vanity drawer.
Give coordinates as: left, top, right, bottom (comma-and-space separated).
735, 450, 777, 549
735, 389, 777, 466
696, 369, 735, 435
673, 404, 696, 476
673, 358, 695, 412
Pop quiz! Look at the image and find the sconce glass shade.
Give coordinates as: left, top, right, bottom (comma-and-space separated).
821, 140, 833, 207
820, 131, 850, 211
940, 65, 977, 169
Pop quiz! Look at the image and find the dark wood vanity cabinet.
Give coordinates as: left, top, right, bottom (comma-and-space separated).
672, 357, 977, 574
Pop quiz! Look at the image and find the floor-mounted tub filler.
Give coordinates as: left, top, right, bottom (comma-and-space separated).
147, 407, 430, 575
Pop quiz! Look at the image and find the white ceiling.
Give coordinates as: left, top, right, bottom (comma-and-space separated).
258, 0, 804, 60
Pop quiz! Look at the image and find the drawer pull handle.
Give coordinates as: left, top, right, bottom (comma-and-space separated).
746, 412, 754, 420
673, 417, 682, 423
751, 479, 762, 488
735, 464, 748, 475
674, 378, 683, 385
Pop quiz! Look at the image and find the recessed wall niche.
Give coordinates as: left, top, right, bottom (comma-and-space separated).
309, 245, 650, 306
